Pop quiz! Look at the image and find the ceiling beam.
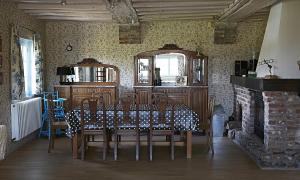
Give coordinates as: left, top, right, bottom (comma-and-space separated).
139, 13, 219, 19
17, 3, 108, 11
140, 16, 213, 22
29, 12, 112, 18
132, 1, 233, 8
137, 10, 222, 16
36, 16, 112, 22
219, 0, 279, 22
13, 0, 103, 4
104, 0, 139, 24
24, 9, 110, 14
135, 6, 228, 12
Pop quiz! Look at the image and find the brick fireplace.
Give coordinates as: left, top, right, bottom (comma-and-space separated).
231, 76, 300, 168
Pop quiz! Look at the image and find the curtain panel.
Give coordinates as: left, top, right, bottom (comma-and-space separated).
10, 26, 25, 100
10, 25, 44, 100
34, 34, 44, 94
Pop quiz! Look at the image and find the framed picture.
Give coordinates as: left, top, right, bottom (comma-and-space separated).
175, 76, 187, 86
0, 72, 3, 85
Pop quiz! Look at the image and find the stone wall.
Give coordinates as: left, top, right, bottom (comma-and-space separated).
233, 86, 300, 168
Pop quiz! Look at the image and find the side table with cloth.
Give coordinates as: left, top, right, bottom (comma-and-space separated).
65, 104, 200, 159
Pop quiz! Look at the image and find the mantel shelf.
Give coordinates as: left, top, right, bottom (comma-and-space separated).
230, 76, 300, 92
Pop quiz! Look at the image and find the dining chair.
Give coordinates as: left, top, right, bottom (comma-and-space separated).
201, 96, 215, 155
80, 96, 108, 160
40, 91, 66, 137
148, 94, 175, 161
113, 94, 140, 160
47, 95, 69, 153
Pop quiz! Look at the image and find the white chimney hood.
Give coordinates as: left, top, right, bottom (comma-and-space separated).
256, 0, 300, 79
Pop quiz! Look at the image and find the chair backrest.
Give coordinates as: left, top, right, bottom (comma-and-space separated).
122, 91, 137, 105
114, 95, 139, 129
43, 91, 59, 112
151, 92, 168, 105
80, 96, 106, 131
150, 93, 174, 129
47, 94, 60, 126
207, 96, 215, 126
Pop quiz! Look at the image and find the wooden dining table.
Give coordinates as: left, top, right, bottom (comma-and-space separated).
65, 104, 200, 159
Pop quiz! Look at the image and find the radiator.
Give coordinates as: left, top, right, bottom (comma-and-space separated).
11, 98, 42, 141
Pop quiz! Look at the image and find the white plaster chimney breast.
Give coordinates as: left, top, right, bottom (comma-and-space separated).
256, 0, 300, 79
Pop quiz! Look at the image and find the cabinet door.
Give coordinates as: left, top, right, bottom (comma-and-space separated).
134, 56, 153, 86
135, 88, 151, 104
191, 56, 208, 86
72, 87, 116, 108
167, 93, 189, 106
190, 87, 208, 127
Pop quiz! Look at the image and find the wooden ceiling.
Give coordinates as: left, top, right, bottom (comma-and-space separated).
11, 0, 274, 23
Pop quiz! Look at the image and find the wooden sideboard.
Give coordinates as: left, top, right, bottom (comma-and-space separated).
134, 86, 208, 125
133, 44, 209, 125
54, 58, 119, 110
54, 85, 117, 111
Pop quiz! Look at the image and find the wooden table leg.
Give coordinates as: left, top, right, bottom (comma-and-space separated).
72, 134, 78, 159
186, 131, 192, 159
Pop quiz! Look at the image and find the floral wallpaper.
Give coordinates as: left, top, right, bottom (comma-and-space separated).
45, 20, 266, 117
0, 1, 44, 152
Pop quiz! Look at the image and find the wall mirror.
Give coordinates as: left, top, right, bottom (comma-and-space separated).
58, 58, 119, 85
154, 53, 187, 86
73, 66, 117, 83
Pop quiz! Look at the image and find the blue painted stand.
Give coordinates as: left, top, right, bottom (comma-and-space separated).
39, 92, 66, 137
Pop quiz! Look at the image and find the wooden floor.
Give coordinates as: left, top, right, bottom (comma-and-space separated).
0, 137, 299, 180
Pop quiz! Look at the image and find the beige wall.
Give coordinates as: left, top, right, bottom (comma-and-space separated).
45, 20, 267, 116
0, 1, 45, 153
257, 0, 300, 78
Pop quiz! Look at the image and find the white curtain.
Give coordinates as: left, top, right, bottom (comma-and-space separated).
20, 38, 36, 97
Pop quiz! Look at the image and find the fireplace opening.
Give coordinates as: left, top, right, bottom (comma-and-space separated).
254, 91, 264, 141
235, 103, 243, 122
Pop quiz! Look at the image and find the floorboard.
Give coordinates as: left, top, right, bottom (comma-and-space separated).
0, 137, 299, 180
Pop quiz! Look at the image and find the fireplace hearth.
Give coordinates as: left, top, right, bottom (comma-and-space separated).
231, 76, 300, 168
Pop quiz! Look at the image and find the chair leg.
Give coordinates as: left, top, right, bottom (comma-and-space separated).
103, 132, 107, 160
114, 132, 118, 161
48, 128, 52, 153
51, 129, 55, 149
148, 132, 153, 161
136, 131, 140, 161
210, 129, 214, 155
170, 134, 174, 160
81, 135, 85, 160
206, 130, 210, 152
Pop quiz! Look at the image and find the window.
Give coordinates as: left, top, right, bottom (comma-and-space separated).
20, 38, 36, 97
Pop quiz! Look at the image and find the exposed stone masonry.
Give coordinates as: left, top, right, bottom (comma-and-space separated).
233, 85, 300, 168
